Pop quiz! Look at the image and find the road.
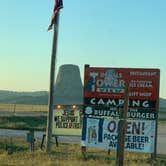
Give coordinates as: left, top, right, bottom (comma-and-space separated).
157, 124, 166, 155
0, 124, 166, 155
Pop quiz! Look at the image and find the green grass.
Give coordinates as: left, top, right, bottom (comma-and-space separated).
0, 137, 165, 166
0, 116, 47, 131
158, 119, 166, 123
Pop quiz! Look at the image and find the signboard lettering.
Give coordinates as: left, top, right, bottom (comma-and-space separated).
84, 67, 160, 119
81, 117, 155, 153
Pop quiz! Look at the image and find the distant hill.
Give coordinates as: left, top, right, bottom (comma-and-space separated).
0, 90, 47, 99
0, 95, 48, 105
0, 90, 48, 105
159, 98, 166, 108
0, 90, 166, 110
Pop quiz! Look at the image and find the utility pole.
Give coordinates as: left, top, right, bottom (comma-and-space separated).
46, 12, 60, 152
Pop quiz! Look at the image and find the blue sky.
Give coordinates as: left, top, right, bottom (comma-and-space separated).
0, 0, 166, 98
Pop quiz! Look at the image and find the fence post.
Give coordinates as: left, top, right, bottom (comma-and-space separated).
13, 104, 16, 115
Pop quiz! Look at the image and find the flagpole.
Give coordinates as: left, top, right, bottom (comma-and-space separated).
46, 12, 60, 152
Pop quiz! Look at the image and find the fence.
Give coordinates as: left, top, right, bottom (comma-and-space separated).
0, 104, 48, 116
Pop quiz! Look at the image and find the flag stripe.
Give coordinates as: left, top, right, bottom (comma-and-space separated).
48, 0, 63, 31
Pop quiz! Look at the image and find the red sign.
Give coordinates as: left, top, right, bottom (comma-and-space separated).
84, 66, 160, 110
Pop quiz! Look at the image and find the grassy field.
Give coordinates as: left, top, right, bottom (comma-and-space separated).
0, 104, 48, 112
0, 137, 165, 166
0, 116, 47, 131
0, 108, 166, 165
0, 116, 166, 135
0, 115, 166, 132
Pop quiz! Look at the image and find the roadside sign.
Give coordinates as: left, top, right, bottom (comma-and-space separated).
82, 65, 160, 160
81, 117, 156, 153
84, 66, 160, 119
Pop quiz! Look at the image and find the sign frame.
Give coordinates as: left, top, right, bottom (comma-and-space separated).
82, 65, 160, 160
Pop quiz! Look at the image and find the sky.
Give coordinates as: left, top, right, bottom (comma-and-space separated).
0, 0, 165, 98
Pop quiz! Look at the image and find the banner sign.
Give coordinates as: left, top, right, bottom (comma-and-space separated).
81, 117, 155, 153
84, 67, 160, 119
83, 105, 156, 120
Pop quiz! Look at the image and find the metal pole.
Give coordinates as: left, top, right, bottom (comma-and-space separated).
46, 12, 60, 152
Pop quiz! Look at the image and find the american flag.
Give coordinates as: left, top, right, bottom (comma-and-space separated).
48, 0, 63, 31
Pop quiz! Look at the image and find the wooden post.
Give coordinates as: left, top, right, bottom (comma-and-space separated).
41, 134, 46, 150
46, 12, 60, 152
150, 114, 158, 160
81, 146, 86, 157
116, 81, 129, 166
151, 72, 160, 160
81, 64, 90, 155
13, 104, 16, 116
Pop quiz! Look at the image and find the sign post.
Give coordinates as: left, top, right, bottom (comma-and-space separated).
151, 72, 160, 161
116, 82, 129, 166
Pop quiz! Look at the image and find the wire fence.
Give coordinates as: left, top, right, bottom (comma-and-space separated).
0, 104, 48, 116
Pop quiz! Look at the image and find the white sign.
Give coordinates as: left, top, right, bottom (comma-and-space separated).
52, 109, 81, 136
81, 117, 155, 153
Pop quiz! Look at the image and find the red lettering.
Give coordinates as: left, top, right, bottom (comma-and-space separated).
132, 122, 140, 134
126, 122, 132, 134
108, 121, 116, 132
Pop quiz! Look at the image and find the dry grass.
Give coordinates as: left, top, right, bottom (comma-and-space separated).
0, 104, 48, 112
0, 137, 165, 166
0, 116, 46, 131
